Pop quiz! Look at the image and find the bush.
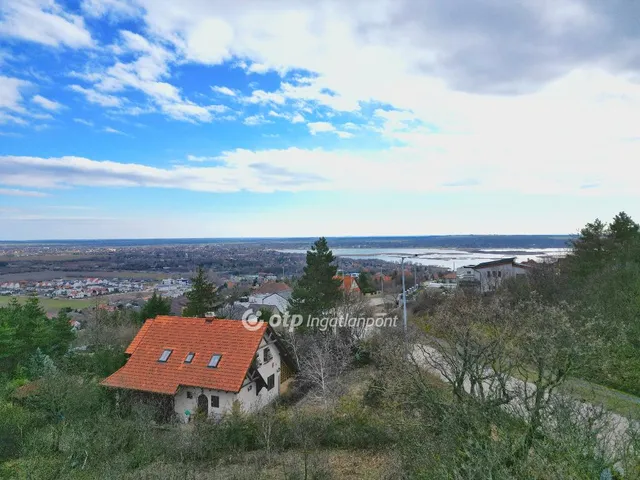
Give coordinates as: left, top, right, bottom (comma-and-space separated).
0, 401, 39, 461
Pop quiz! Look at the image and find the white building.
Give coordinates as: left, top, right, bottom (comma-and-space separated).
458, 257, 529, 293
102, 316, 295, 423
247, 292, 291, 314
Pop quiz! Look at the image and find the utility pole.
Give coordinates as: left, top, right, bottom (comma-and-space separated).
401, 257, 407, 337
380, 266, 384, 295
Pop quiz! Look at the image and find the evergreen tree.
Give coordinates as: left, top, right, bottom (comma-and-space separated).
184, 266, 221, 318
569, 218, 608, 278
357, 271, 376, 294
607, 211, 639, 244
0, 297, 74, 376
139, 290, 172, 322
289, 237, 342, 321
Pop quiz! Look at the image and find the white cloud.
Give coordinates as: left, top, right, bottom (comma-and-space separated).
307, 121, 335, 134
0, 112, 28, 125
103, 0, 638, 154
308, 121, 354, 138
3, 0, 640, 207
0, 76, 29, 113
72, 31, 232, 123
73, 118, 94, 126
212, 85, 237, 96
244, 89, 287, 105
81, 0, 141, 18
70, 85, 124, 107
2, 143, 638, 197
186, 155, 216, 162
0, 187, 48, 197
335, 131, 353, 139
243, 114, 269, 126
183, 17, 234, 64
103, 126, 127, 135
0, 0, 93, 48
32, 94, 63, 111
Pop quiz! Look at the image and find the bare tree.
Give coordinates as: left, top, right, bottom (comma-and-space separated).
297, 333, 352, 405
508, 298, 598, 452
412, 292, 516, 407
333, 291, 375, 342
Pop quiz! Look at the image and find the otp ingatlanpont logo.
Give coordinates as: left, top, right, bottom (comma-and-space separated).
241, 309, 264, 331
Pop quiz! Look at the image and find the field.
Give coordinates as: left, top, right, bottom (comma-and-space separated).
0, 295, 95, 312
0, 270, 169, 282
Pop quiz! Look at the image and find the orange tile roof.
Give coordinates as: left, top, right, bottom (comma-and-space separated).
124, 317, 154, 354
102, 316, 267, 395
337, 276, 360, 292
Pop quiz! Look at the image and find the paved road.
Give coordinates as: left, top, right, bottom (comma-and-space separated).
411, 344, 636, 459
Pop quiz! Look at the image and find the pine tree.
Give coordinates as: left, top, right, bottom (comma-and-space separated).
607, 211, 639, 244
357, 271, 376, 294
184, 266, 221, 318
139, 290, 172, 322
289, 237, 342, 321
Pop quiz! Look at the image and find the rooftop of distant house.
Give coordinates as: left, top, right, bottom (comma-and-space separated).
472, 257, 527, 269
253, 282, 292, 295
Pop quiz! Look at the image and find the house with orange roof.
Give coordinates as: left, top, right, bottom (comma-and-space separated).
101, 315, 295, 422
334, 275, 361, 294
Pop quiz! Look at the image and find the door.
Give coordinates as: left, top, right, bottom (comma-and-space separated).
197, 394, 208, 416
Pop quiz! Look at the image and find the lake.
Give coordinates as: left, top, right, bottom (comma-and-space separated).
276, 247, 569, 269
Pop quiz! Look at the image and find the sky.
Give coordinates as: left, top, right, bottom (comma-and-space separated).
1, 0, 639, 240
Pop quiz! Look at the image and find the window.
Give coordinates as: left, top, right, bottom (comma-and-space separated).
186, 391, 193, 399
211, 395, 219, 408
158, 349, 172, 362
498, 271, 502, 278
263, 347, 272, 363
208, 354, 222, 368
184, 352, 195, 363
267, 374, 275, 390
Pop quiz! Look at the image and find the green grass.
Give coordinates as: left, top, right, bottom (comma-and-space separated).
559, 378, 640, 420
0, 295, 95, 312
511, 365, 640, 419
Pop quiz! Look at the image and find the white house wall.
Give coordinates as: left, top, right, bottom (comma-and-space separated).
174, 386, 236, 423
173, 334, 283, 422
476, 263, 528, 293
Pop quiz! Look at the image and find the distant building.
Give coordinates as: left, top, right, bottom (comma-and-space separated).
253, 282, 293, 295
458, 257, 529, 293
247, 292, 291, 314
335, 275, 361, 295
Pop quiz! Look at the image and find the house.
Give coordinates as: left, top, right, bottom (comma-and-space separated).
101, 316, 296, 423
335, 275, 361, 294
247, 292, 291, 314
460, 257, 529, 293
439, 272, 457, 284
253, 282, 292, 295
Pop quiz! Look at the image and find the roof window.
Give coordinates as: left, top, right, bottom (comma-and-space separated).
158, 349, 172, 362
208, 354, 222, 368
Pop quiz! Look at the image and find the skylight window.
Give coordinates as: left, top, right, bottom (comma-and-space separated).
185, 352, 195, 364
158, 349, 172, 362
208, 354, 222, 368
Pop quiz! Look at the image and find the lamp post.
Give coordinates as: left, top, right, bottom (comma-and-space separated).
401, 257, 407, 336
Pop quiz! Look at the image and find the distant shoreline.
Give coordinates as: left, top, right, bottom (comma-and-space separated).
0, 234, 573, 249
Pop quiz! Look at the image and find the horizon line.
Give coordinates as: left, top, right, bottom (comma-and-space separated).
0, 233, 574, 243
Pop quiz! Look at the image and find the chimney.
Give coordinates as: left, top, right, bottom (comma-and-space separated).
204, 311, 216, 322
